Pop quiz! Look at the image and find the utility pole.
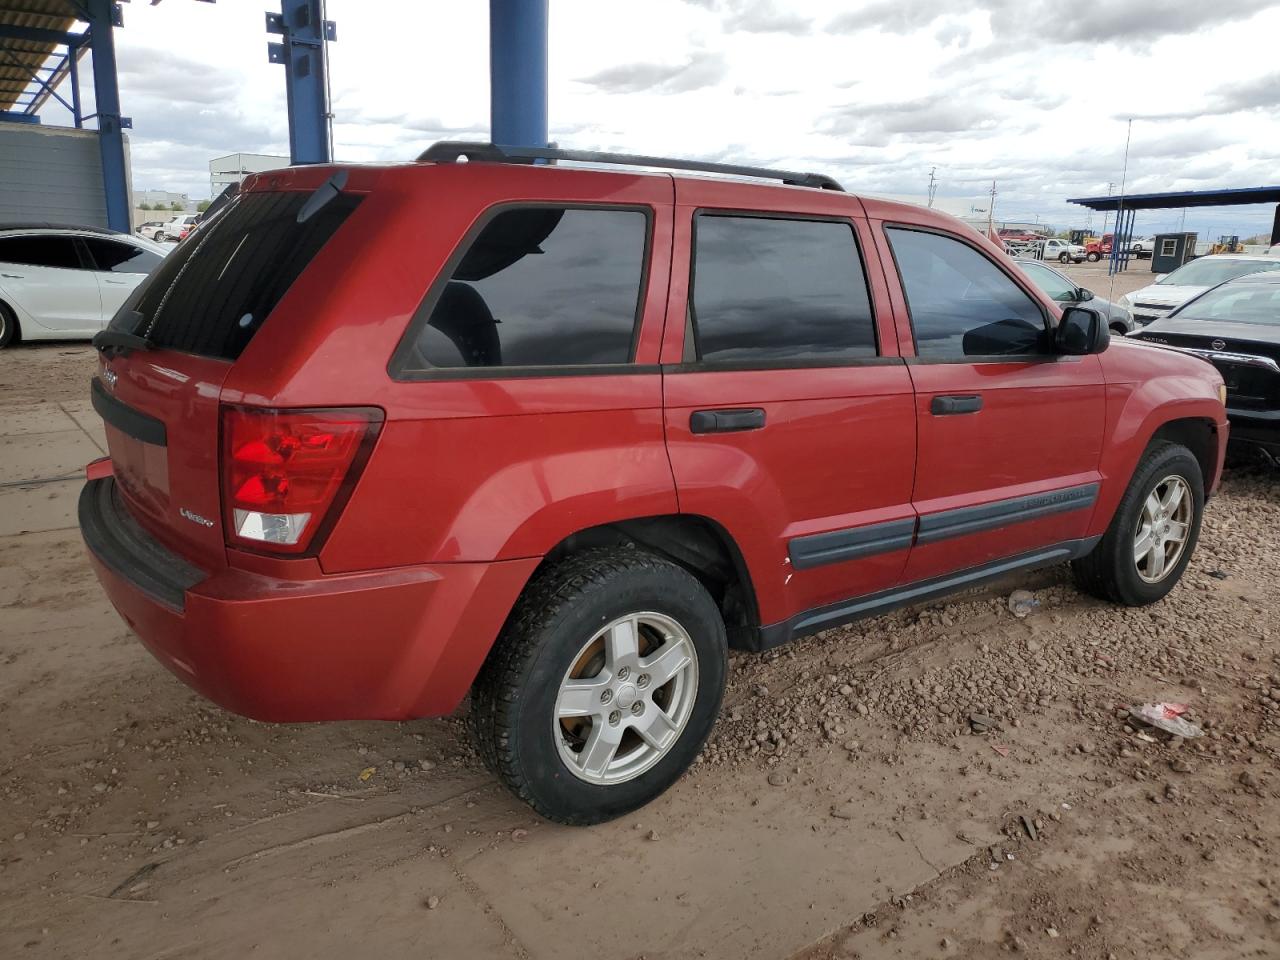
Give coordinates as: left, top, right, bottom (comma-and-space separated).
986, 179, 996, 237
927, 167, 937, 208
1101, 181, 1115, 236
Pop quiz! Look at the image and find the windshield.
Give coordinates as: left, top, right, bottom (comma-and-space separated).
1156, 258, 1280, 287
1176, 282, 1280, 326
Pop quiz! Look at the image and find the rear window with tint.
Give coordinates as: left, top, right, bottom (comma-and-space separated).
393, 206, 649, 374
109, 190, 361, 360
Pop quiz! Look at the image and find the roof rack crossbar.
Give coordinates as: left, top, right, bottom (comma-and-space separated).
416, 141, 844, 192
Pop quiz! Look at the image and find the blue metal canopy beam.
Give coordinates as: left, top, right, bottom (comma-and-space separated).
489, 0, 547, 149
266, 0, 336, 165
84, 0, 129, 232
1069, 185, 1280, 212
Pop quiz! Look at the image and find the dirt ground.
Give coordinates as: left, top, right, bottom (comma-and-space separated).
2, 302, 1277, 960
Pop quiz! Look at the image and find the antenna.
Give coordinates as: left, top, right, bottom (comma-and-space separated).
1108, 119, 1134, 303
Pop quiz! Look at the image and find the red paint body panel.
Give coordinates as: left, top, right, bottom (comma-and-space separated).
87, 544, 538, 721
80, 161, 1229, 723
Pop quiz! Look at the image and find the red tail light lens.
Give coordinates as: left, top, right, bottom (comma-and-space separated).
221, 405, 383, 554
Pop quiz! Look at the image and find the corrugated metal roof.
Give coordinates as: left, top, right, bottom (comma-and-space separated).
0, 1, 82, 114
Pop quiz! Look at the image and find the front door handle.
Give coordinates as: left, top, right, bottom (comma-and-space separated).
1, 273, 23, 279
690, 408, 766, 434
930, 394, 983, 415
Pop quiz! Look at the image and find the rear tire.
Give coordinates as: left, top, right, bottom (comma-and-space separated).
1072, 441, 1204, 606
470, 548, 727, 825
1087, 252, 1100, 262
1059, 253, 1071, 263
0, 301, 17, 349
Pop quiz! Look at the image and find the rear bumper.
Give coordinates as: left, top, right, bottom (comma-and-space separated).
80, 478, 538, 722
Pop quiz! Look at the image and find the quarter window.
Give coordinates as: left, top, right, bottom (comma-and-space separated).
82, 238, 163, 275
689, 215, 877, 364
886, 228, 1047, 359
403, 207, 648, 371
0, 235, 83, 270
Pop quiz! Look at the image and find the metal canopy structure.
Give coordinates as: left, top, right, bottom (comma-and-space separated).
1067, 185, 1280, 212
0, 1, 84, 120
1069, 185, 1280, 272
1, 0, 552, 231
0, 0, 130, 231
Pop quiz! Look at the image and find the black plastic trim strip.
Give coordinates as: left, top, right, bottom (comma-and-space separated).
788, 517, 916, 571
91, 378, 167, 447
751, 536, 1101, 651
79, 477, 205, 611
916, 482, 1099, 545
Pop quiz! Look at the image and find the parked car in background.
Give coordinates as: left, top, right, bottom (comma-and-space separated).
156, 214, 199, 242
0, 223, 166, 348
136, 220, 167, 241
1014, 258, 1135, 333
1119, 255, 1280, 328
1041, 237, 1086, 263
1129, 270, 1280, 463
1128, 237, 1155, 258
80, 144, 1228, 825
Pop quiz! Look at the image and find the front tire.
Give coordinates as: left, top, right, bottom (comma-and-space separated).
470, 548, 728, 825
1087, 252, 1100, 262
1072, 441, 1204, 605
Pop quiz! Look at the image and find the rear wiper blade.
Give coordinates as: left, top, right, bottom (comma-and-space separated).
93, 325, 152, 355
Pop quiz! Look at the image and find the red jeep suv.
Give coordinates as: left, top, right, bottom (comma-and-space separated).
81, 143, 1228, 824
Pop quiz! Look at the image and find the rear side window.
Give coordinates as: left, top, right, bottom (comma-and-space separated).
395, 206, 648, 373
886, 228, 1046, 359
82, 238, 162, 275
0, 235, 82, 270
109, 190, 361, 360
689, 215, 877, 364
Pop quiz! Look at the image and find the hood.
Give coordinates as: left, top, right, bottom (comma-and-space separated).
1138, 317, 1280, 348
1124, 284, 1207, 307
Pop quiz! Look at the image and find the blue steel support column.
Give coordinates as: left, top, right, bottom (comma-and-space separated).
85, 2, 130, 232
266, 0, 335, 165
489, 0, 548, 148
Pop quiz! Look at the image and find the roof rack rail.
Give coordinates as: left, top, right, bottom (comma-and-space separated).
415, 141, 844, 192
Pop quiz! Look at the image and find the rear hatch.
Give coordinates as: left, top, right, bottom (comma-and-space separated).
93, 186, 363, 569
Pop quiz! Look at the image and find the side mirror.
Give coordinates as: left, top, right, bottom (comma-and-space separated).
1056, 306, 1109, 355
1077, 287, 1095, 302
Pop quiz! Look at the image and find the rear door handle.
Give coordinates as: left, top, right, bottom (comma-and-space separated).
690, 408, 766, 434
1, 273, 23, 279
930, 394, 983, 415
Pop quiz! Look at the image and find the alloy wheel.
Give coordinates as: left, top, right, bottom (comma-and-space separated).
553, 612, 699, 785
1133, 474, 1193, 583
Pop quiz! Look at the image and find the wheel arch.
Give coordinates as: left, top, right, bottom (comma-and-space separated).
1150, 416, 1220, 494
535, 513, 763, 650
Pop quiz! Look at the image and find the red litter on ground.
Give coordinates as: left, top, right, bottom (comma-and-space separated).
1129, 702, 1203, 738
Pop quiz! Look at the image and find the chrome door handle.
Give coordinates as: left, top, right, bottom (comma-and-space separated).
1, 273, 23, 279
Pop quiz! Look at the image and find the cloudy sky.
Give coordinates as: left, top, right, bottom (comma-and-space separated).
45, 0, 1280, 237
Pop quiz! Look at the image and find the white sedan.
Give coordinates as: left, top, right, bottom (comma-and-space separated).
0, 224, 167, 348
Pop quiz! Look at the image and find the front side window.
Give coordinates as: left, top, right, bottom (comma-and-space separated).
399, 208, 648, 372
1020, 261, 1077, 302
0, 235, 83, 270
887, 228, 1047, 359
82, 238, 162, 275
689, 215, 877, 364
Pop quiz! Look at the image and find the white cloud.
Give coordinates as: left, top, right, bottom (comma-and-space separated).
38, 0, 1279, 236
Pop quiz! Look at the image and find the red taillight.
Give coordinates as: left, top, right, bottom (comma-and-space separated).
220, 405, 383, 555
